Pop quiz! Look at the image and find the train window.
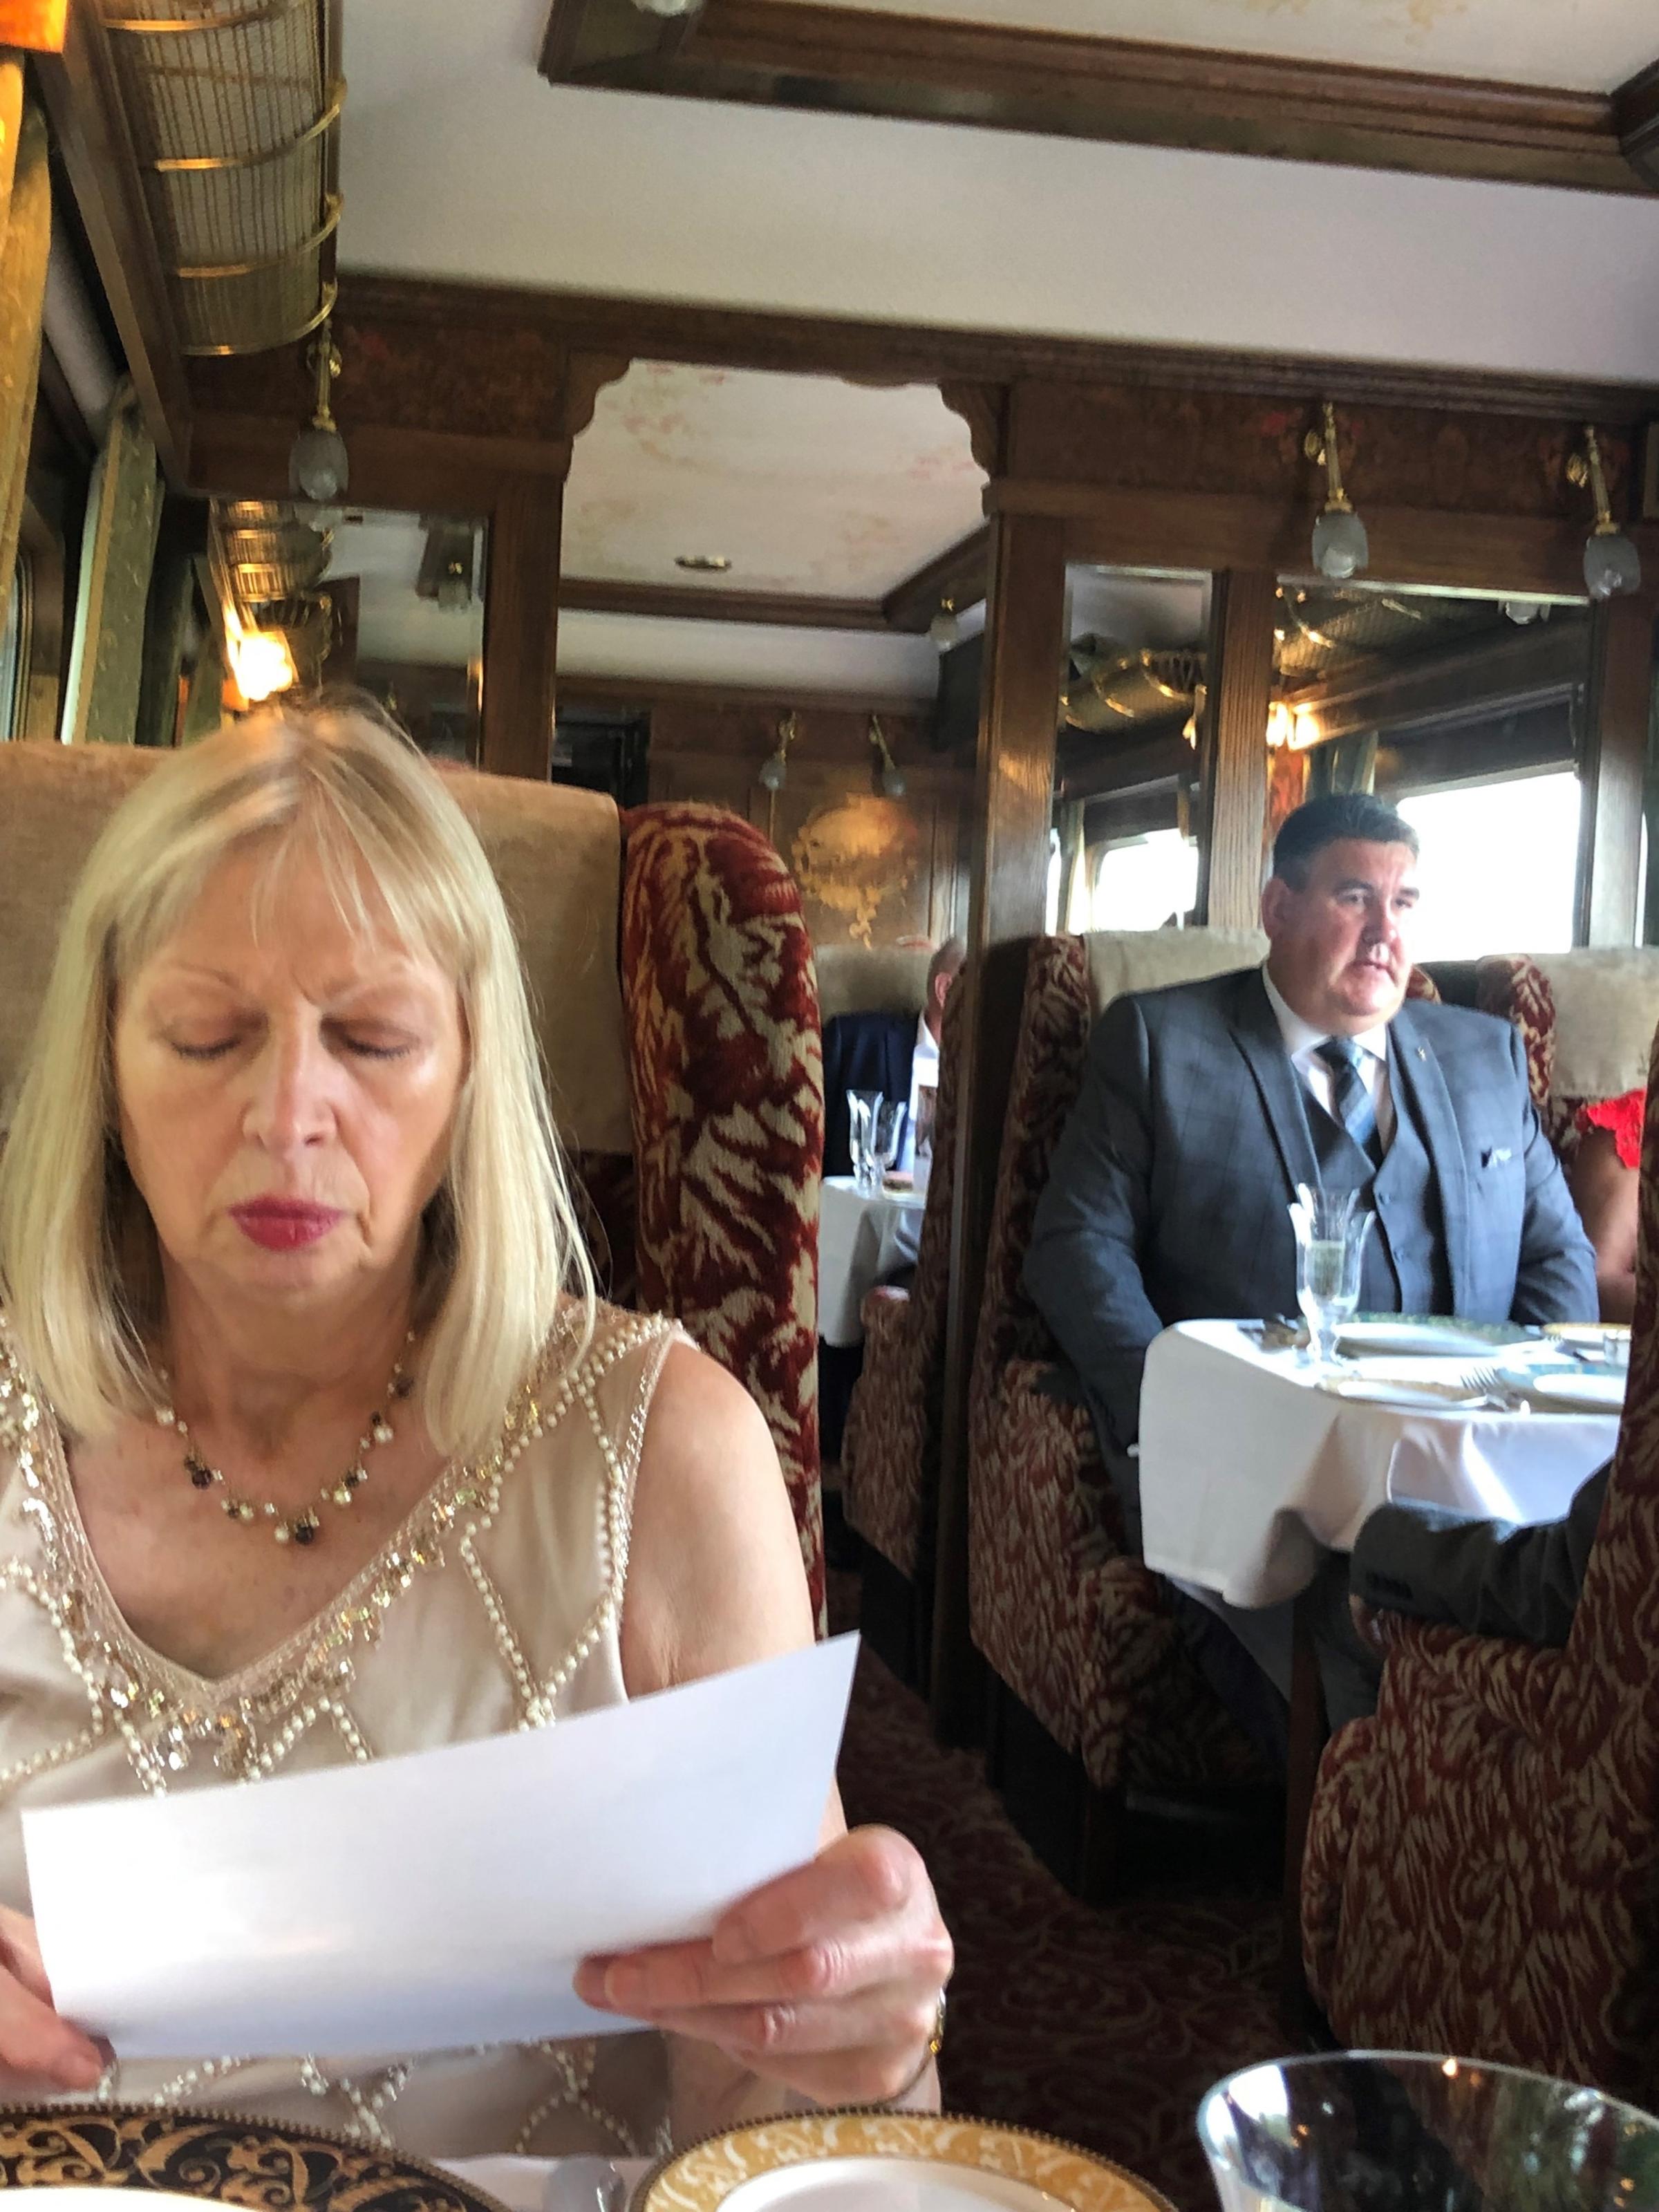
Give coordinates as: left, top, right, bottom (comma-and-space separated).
1394, 770, 1580, 957
1089, 828, 1200, 930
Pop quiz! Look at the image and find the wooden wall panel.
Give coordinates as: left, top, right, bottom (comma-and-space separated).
641, 698, 971, 949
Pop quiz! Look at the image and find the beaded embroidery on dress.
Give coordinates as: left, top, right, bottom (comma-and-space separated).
0, 1300, 683, 2160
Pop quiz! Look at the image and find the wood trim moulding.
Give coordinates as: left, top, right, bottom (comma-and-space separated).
559, 672, 933, 717
335, 272, 1659, 429
545, 0, 1645, 198
986, 478, 1659, 601
560, 577, 889, 629
1615, 57, 1659, 187
883, 525, 991, 633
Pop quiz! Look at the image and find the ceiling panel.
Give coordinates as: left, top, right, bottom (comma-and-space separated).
763, 0, 1656, 94
563, 361, 984, 597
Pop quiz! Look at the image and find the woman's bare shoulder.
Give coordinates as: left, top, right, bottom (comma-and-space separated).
621, 1338, 814, 1696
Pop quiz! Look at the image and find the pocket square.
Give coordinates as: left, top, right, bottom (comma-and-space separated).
1481, 1145, 1514, 1166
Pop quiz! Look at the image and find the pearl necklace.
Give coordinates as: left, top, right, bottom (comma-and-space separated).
155, 1341, 415, 1546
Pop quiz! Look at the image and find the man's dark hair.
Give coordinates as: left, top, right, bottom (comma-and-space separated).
1271, 793, 1419, 890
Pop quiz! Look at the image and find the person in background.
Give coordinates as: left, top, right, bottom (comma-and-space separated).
1023, 790, 1596, 1741
902, 939, 965, 1176
1568, 1090, 1643, 1323
1344, 1455, 1613, 1715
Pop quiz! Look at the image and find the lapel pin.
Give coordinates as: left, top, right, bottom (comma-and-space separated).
1415, 1046, 1427, 1060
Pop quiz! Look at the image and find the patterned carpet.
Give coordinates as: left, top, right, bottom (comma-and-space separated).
831, 1575, 1288, 2212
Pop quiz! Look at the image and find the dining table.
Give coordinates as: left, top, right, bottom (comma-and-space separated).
817, 1174, 928, 1347
1137, 1315, 1623, 2029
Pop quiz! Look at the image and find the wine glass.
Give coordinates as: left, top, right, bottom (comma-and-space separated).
1289, 1184, 1374, 1371
1199, 2051, 1659, 2212
846, 1089, 883, 1194
872, 1099, 908, 1185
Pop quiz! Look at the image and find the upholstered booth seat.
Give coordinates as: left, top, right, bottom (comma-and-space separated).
964, 927, 1273, 1893
0, 747, 826, 1624
840, 982, 963, 1686
1302, 1030, 1659, 2106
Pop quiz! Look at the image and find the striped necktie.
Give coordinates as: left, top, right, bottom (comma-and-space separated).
1315, 1035, 1382, 1165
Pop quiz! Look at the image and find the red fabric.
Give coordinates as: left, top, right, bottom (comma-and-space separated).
619, 803, 825, 1629
842, 982, 964, 1581
966, 935, 1264, 1797
1302, 1053, 1659, 2108
1577, 1091, 1647, 1172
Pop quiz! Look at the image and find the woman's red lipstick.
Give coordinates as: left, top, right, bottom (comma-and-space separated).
229, 1201, 344, 1250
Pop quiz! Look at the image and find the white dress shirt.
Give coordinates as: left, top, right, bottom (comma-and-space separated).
903, 1013, 938, 1173
1261, 965, 1396, 1153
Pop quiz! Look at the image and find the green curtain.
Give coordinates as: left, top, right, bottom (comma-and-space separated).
61, 381, 162, 745
1304, 731, 1378, 799
0, 59, 50, 639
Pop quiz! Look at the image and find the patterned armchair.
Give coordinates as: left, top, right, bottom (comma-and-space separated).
964, 934, 1268, 1893
1302, 1033, 1659, 2104
840, 982, 964, 1683
0, 751, 825, 1626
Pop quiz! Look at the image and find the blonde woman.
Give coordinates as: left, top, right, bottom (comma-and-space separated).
0, 701, 949, 2158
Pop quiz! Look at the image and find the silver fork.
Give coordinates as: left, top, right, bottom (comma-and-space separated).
1463, 1363, 1531, 1414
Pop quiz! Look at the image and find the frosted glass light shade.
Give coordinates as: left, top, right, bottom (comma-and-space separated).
880, 762, 907, 798
928, 607, 962, 650
437, 569, 471, 612
290, 423, 349, 502
758, 750, 787, 791
1584, 528, 1642, 601
1311, 506, 1369, 581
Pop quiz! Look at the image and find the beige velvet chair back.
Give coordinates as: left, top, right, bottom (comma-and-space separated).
814, 944, 932, 1024
1081, 926, 1268, 1018
0, 742, 633, 1152
1533, 949, 1659, 1109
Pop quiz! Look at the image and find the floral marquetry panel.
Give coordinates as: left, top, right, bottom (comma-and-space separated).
1006, 380, 1634, 523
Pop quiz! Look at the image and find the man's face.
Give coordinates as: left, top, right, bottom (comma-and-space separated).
1260, 837, 1420, 1036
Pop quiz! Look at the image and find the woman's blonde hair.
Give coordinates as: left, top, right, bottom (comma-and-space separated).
0, 697, 596, 1454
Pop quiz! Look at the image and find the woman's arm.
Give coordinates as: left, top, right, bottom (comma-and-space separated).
1566, 1127, 1638, 1323
576, 1342, 952, 2140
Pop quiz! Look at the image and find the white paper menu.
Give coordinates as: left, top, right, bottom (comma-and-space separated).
24, 1634, 858, 2061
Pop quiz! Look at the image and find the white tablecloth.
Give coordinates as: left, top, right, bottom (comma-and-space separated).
1139, 1320, 1619, 1609
818, 1175, 927, 1346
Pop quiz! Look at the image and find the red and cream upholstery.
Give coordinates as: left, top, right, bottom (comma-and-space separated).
620, 802, 825, 1627
841, 981, 964, 1591
1302, 1027, 1659, 2106
0, 749, 826, 1626
964, 930, 1271, 1815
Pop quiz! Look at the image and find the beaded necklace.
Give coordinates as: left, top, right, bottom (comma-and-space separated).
154, 1338, 416, 1547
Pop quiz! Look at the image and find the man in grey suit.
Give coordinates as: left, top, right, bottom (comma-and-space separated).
1023, 791, 1597, 1738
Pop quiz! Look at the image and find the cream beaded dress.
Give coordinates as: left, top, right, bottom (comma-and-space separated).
0, 1300, 686, 2161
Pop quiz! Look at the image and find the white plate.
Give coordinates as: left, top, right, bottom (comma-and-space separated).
1530, 1371, 1626, 1412
1338, 1321, 1510, 1358
1323, 1378, 1479, 1410
636, 2114, 1168, 2212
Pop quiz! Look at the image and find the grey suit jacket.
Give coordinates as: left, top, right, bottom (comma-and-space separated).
1351, 1461, 1609, 1647
1022, 966, 1597, 1450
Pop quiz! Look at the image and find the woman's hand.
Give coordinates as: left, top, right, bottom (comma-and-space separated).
574, 1825, 952, 2106
0, 1909, 104, 2089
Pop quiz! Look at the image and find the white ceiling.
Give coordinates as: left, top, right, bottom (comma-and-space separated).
770, 0, 1657, 93
563, 362, 984, 597
340, 2, 1659, 386
557, 610, 941, 695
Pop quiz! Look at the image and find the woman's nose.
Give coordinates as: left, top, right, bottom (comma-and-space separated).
242, 1029, 335, 1149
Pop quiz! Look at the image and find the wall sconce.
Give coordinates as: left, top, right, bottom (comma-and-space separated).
1181, 680, 1207, 748
928, 599, 962, 650
868, 715, 907, 798
289, 319, 348, 502
758, 710, 800, 791
437, 555, 471, 613
227, 626, 297, 705
1567, 425, 1642, 600
1304, 400, 1369, 581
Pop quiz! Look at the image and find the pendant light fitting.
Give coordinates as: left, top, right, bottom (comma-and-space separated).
1304, 400, 1369, 582
1567, 425, 1642, 601
290, 319, 348, 503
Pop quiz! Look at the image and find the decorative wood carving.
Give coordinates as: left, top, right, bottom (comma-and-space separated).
544, 0, 1644, 198
323, 274, 1659, 427
939, 382, 1007, 479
